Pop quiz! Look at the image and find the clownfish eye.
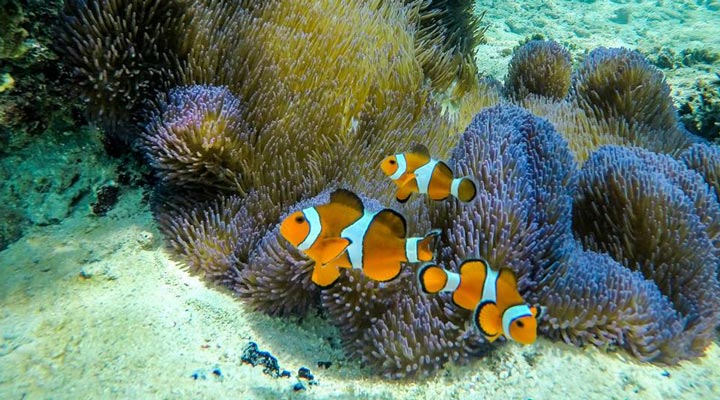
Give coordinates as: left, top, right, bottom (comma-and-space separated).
295, 215, 306, 223
389, 159, 396, 165
515, 320, 525, 328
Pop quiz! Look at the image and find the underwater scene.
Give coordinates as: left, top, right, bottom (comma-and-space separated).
1, 0, 719, 399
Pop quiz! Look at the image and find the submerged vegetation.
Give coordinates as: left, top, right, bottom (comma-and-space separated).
0, 0, 715, 380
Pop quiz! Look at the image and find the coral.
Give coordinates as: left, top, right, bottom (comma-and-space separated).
504, 40, 572, 101
678, 78, 720, 141
55, 0, 192, 142
431, 105, 576, 296
569, 47, 678, 133
571, 145, 720, 362
142, 85, 255, 192
679, 143, 720, 202
0, 0, 29, 60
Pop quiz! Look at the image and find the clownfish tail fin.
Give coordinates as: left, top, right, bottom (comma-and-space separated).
416, 229, 441, 261
451, 177, 477, 202
417, 263, 448, 294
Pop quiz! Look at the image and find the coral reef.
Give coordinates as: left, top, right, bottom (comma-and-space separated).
504, 40, 572, 101
678, 77, 720, 141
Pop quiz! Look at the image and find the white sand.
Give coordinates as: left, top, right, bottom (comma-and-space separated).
1, 188, 718, 399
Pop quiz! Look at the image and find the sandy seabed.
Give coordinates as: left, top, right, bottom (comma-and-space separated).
0, 189, 718, 400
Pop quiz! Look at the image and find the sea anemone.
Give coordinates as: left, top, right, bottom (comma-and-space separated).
431, 104, 576, 294
569, 47, 678, 133
56, 0, 191, 141
504, 40, 572, 101
572, 145, 720, 362
142, 85, 255, 192
680, 143, 720, 204
537, 247, 686, 361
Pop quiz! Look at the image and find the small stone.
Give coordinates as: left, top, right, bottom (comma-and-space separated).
136, 231, 155, 250
293, 382, 305, 391
298, 367, 314, 381
317, 361, 332, 369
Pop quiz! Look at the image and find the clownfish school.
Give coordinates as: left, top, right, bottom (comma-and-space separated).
279, 146, 541, 346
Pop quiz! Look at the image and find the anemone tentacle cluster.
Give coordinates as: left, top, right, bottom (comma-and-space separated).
57, 0, 720, 379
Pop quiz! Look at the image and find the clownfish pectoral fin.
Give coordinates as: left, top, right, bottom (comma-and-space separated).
330, 189, 364, 213
374, 209, 407, 238
314, 237, 352, 265
417, 263, 448, 294
473, 301, 502, 340
532, 305, 546, 320
311, 263, 342, 287
396, 173, 416, 188
396, 179, 418, 203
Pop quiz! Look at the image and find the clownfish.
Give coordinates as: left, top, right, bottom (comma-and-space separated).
417, 258, 541, 345
280, 189, 440, 287
380, 144, 477, 203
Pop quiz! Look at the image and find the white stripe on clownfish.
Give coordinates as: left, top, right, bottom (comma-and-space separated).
388, 154, 407, 181
340, 210, 376, 270
414, 159, 440, 194
405, 237, 420, 263
450, 178, 462, 198
482, 266, 499, 303
297, 207, 322, 251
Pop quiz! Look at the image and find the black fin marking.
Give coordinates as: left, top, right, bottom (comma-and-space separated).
374, 209, 407, 238
330, 189, 364, 212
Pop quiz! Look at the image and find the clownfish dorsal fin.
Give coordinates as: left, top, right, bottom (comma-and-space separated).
410, 143, 431, 158
374, 209, 407, 238
435, 160, 454, 179
330, 189, 364, 213
473, 300, 502, 340
460, 258, 489, 276
498, 267, 518, 292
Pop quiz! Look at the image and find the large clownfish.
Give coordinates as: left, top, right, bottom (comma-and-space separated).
417, 258, 541, 345
380, 144, 477, 203
280, 189, 440, 287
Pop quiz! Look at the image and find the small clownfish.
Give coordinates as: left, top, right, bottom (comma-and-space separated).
380, 144, 477, 203
280, 189, 441, 287
417, 258, 541, 345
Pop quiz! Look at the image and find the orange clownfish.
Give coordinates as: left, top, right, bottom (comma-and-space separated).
417, 258, 541, 345
380, 144, 477, 203
280, 189, 440, 287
